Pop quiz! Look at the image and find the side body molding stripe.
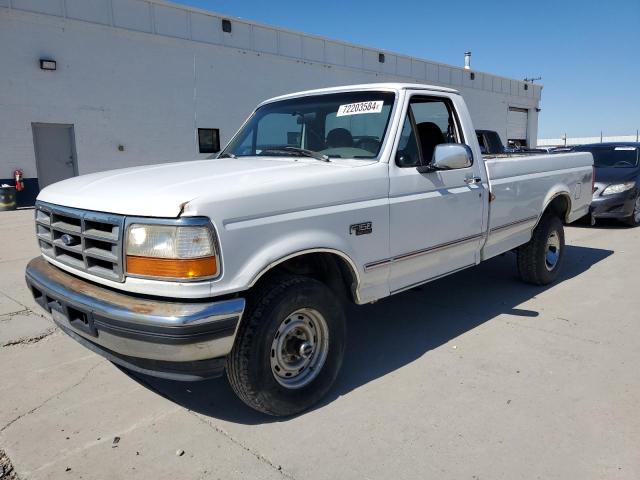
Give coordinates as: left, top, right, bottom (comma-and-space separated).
365, 214, 539, 274
364, 233, 483, 272
489, 215, 538, 233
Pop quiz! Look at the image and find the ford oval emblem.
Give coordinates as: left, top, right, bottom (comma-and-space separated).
60, 234, 77, 246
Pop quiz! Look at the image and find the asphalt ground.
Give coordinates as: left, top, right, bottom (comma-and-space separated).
1, 208, 638, 479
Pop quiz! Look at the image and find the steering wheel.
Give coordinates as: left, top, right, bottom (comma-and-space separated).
355, 138, 381, 154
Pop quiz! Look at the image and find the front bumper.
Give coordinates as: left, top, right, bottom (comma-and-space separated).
25, 256, 245, 381
590, 192, 636, 219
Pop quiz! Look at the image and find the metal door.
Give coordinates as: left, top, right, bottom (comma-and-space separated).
386, 93, 486, 293
32, 124, 78, 188
507, 107, 528, 144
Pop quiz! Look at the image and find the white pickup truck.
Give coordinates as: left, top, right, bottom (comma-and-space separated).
26, 83, 593, 416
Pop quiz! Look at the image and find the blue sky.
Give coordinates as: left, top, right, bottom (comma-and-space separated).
173, 0, 639, 139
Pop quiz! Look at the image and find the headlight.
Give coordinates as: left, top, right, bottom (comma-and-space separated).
601, 181, 635, 196
125, 223, 219, 280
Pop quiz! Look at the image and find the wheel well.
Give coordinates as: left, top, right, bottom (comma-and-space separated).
251, 252, 359, 304
545, 194, 571, 222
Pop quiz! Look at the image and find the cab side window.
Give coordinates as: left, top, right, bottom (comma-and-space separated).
395, 97, 463, 168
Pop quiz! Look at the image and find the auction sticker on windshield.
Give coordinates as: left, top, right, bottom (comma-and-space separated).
337, 100, 384, 117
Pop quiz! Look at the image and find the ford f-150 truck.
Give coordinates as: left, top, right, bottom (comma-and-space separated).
25, 83, 593, 416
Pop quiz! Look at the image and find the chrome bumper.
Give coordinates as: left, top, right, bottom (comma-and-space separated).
25, 256, 245, 381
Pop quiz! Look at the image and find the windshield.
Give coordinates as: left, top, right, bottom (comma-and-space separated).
220, 91, 395, 160
575, 146, 639, 168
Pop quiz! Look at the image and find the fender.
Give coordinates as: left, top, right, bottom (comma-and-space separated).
535, 187, 573, 229
228, 228, 366, 303
248, 247, 363, 303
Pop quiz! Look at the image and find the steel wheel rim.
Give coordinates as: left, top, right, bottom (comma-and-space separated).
545, 230, 561, 271
270, 308, 329, 389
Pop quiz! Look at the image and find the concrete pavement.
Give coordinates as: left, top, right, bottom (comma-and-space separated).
1, 208, 638, 479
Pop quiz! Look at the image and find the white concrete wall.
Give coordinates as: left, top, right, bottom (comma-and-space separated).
539, 134, 639, 147
0, 0, 541, 188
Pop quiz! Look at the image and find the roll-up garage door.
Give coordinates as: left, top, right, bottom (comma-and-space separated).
507, 107, 528, 144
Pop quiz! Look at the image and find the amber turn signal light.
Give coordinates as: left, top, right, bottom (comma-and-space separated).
126, 255, 218, 279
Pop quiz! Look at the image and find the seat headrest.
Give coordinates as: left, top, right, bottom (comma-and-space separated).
326, 128, 353, 148
416, 122, 445, 163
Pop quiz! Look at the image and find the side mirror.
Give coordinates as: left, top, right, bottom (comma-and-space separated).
417, 144, 473, 172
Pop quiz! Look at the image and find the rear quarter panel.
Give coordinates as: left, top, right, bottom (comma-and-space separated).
482, 152, 593, 260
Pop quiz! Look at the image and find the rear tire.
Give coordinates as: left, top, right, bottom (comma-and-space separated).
517, 214, 565, 285
623, 196, 640, 227
226, 275, 346, 416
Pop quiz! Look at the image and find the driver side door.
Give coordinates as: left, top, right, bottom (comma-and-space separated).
386, 93, 486, 293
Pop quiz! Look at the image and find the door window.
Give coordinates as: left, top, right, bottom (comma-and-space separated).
396, 116, 420, 167
395, 97, 463, 168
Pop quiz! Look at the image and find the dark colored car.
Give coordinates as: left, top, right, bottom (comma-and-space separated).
573, 143, 640, 226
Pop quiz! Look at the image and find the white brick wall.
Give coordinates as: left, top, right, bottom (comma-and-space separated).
539, 135, 639, 147
0, 0, 541, 182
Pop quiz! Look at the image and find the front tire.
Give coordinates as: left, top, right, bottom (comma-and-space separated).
226, 275, 346, 416
517, 214, 565, 285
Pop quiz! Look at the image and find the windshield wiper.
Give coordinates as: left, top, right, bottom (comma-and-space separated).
218, 152, 236, 159
262, 147, 330, 162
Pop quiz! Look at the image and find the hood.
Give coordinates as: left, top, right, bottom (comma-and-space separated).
37, 158, 360, 217
593, 166, 640, 186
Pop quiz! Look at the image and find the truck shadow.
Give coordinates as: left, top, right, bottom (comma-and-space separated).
125, 243, 612, 424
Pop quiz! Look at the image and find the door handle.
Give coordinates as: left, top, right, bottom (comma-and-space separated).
464, 177, 482, 184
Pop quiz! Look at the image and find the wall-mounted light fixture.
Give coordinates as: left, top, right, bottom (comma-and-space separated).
378, 53, 385, 63
470, 72, 475, 80
39, 59, 56, 71
222, 19, 232, 33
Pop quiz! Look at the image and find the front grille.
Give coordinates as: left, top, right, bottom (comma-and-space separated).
35, 202, 125, 282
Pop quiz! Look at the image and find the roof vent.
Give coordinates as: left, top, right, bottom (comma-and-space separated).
464, 51, 471, 70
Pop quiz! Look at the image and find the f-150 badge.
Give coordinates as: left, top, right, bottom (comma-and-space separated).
350, 222, 372, 236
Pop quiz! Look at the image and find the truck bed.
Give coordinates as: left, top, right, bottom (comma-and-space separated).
481, 152, 593, 260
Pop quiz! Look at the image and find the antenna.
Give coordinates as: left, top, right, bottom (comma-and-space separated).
523, 76, 542, 83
